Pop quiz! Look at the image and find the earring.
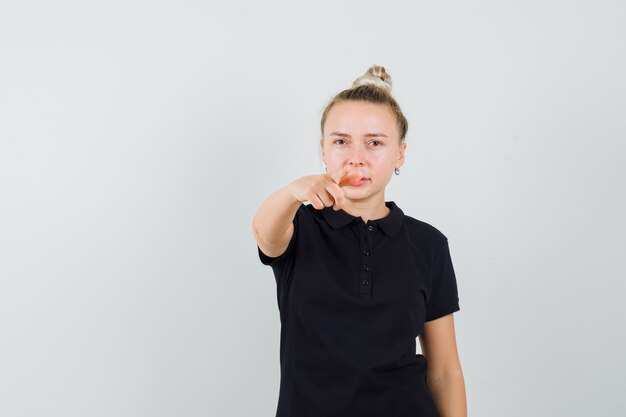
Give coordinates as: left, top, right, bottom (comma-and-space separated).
394, 168, 400, 175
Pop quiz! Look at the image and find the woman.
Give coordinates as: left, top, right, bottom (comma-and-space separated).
252, 65, 466, 417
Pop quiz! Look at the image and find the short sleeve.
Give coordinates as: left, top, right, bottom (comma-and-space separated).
425, 237, 460, 322
257, 206, 300, 268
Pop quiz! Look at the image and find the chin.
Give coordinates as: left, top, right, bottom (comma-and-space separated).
344, 189, 374, 199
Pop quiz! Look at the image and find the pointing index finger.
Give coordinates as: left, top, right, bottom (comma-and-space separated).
328, 165, 362, 187
328, 165, 349, 184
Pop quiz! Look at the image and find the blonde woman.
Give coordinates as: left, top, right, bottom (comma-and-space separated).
252, 65, 466, 417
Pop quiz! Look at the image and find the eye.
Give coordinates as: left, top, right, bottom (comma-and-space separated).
371, 140, 382, 146
334, 139, 346, 145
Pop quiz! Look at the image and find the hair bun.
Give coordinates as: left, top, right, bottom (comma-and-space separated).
351, 65, 392, 94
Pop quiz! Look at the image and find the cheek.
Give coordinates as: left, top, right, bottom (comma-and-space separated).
371, 153, 394, 167
326, 148, 349, 161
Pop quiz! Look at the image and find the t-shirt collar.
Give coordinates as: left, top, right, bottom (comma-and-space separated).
321, 201, 404, 237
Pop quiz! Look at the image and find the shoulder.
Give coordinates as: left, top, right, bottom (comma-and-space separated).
296, 202, 319, 221
399, 212, 449, 257
401, 213, 448, 242
278, 203, 324, 235
298, 202, 329, 223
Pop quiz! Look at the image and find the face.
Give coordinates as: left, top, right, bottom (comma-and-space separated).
320, 100, 406, 202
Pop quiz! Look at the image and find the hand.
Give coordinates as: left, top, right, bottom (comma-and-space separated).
287, 166, 362, 211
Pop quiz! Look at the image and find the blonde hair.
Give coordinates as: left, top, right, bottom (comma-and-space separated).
320, 65, 408, 144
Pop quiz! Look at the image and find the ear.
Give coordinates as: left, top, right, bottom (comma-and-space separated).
396, 142, 406, 168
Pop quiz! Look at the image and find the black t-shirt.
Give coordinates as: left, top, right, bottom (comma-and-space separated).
257, 201, 460, 417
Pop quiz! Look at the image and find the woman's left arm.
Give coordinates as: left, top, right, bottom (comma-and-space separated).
419, 313, 467, 417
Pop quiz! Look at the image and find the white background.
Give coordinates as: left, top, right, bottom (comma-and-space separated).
1, 1, 625, 416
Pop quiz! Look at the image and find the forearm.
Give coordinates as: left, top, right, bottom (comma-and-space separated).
252, 186, 302, 244
427, 367, 467, 417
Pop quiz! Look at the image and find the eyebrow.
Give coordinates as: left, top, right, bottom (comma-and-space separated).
329, 131, 388, 138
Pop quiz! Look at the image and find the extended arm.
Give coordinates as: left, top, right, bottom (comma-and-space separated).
252, 186, 301, 258
252, 167, 358, 258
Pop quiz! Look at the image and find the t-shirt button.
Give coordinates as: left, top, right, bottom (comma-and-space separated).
361, 279, 369, 286
363, 250, 370, 256
363, 265, 371, 271
367, 225, 374, 231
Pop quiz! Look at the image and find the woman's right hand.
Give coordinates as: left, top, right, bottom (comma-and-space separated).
287, 166, 362, 211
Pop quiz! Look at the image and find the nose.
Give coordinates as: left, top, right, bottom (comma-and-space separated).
348, 143, 365, 167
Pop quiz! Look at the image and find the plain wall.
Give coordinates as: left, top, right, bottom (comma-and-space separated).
1, 1, 625, 416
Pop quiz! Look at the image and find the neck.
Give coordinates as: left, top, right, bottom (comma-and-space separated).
342, 194, 391, 223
